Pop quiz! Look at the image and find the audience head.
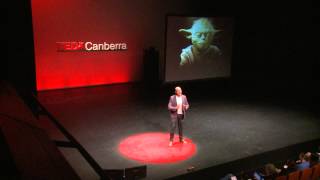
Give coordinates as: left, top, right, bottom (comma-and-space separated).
220, 173, 237, 180
298, 152, 305, 161
310, 153, 319, 167
264, 163, 281, 176
303, 152, 311, 162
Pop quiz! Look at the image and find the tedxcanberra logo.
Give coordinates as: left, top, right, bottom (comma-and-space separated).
56, 41, 127, 52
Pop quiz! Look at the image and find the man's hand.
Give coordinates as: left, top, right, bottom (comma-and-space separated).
183, 104, 189, 110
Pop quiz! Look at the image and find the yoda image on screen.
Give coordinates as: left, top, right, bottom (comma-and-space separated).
179, 18, 221, 66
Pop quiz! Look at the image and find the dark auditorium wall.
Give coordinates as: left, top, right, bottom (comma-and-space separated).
232, 15, 314, 99
7, 0, 36, 94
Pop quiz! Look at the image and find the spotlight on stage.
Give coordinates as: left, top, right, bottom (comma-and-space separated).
104, 165, 147, 180
118, 132, 196, 164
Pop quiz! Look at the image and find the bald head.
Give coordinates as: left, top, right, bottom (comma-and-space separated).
175, 86, 182, 96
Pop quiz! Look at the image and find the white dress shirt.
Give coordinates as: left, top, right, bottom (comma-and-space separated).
176, 96, 183, 114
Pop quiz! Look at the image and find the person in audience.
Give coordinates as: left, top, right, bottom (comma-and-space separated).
220, 173, 237, 180
253, 163, 281, 180
285, 159, 297, 174
265, 163, 282, 176
295, 152, 311, 170
296, 152, 305, 163
310, 153, 320, 167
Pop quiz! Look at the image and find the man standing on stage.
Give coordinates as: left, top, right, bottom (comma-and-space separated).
168, 86, 190, 147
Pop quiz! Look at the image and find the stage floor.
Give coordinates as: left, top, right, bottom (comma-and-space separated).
36, 84, 320, 180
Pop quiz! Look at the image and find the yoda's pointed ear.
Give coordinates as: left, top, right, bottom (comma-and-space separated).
213, 29, 222, 34
179, 29, 192, 39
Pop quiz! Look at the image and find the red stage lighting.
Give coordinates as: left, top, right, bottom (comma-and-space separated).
118, 132, 197, 164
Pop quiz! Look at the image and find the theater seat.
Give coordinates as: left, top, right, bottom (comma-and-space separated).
288, 171, 300, 180
300, 168, 312, 180
311, 164, 320, 180
275, 175, 287, 180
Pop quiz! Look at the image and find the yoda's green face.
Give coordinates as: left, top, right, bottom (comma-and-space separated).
179, 18, 217, 51
191, 29, 213, 50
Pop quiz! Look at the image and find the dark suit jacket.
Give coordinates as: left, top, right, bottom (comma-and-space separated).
168, 95, 189, 120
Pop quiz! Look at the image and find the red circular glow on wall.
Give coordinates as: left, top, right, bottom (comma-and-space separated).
118, 132, 197, 164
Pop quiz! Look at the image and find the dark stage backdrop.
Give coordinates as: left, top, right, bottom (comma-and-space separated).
30, 0, 312, 94
31, 0, 148, 90
31, 0, 196, 91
